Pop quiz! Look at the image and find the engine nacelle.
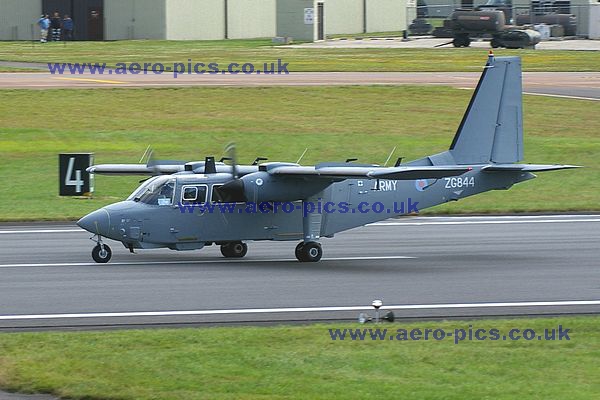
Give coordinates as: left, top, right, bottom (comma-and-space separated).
215, 171, 331, 203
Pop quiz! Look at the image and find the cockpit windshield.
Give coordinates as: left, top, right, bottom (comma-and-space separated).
127, 176, 175, 206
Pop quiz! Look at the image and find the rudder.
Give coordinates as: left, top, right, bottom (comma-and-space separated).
449, 55, 523, 165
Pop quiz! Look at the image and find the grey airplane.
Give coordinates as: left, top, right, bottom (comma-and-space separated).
78, 54, 578, 263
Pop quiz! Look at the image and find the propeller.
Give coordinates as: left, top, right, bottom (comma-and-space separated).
145, 148, 186, 175
214, 143, 246, 202
225, 142, 239, 179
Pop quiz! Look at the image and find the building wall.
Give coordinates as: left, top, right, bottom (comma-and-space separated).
166, 0, 225, 40
277, 0, 315, 41
0, 0, 42, 40
105, 0, 166, 40
590, 3, 600, 38
513, 0, 592, 37
227, 0, 276, 39
366, 0, 407, 32
324, 0, 364, 34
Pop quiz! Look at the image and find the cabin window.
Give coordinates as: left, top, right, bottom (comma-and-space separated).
180, 185, 207, 204
211, 184, 223, 203
182, 187, 198, 202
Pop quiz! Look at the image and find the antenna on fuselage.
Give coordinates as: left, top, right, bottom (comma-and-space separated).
139, 145, 153, 164
383, 146, 397, 167
204, 157, 217, 174
252, 157, 268, 166
296, 148, 308, 164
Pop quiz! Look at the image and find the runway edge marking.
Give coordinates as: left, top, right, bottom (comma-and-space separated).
1, 300, 599, 320
0, 255, 415, 268
2, 215, 600, 234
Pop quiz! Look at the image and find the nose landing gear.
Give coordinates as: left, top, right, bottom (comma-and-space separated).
90, 235, 112, 263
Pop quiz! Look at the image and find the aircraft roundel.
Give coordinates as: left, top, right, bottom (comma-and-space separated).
415, 179, 428, 191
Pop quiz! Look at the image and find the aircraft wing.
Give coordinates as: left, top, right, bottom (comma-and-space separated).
87, 163, 260, 176
268, 165, 471, 180
482, 164, 581, 172
87, 164, 185, 175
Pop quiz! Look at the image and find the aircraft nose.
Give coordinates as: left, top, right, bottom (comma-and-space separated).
77, 209, 111, 236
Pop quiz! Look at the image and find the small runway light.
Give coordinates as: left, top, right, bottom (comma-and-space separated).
357, 306, 395, 324
372, 299, 383, 323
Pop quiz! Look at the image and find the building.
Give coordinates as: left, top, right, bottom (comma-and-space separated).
1, 0, 410, 41
2, 0, 596, 41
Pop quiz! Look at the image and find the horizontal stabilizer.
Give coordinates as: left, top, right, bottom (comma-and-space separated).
268, 165, 471, 180
482, 164, 581, 172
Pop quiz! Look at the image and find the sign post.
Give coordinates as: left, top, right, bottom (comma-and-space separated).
304, 8, 314, 25
59, 153, 94, 196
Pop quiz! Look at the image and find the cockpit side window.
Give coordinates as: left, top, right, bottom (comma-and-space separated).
131, 177, 175, 206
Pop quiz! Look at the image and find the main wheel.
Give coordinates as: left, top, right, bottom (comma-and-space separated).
92, 244, 112, 263
220, 242, 248, 258
295, 242, 305, 260
490, 38, 501, 48
296, 241, 322, 262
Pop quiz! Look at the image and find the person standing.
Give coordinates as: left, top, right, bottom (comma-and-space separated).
37, 14, 50, 43
50, 12, 61, 41
62, 15, 74, 41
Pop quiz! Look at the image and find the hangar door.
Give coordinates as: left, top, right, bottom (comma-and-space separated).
42, 0, 104, 40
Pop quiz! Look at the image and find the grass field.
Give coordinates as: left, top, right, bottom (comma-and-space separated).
0, 85, 596, 221
0, 40, 599, 72
0, 66, 40, 72
0, 316, 598, 399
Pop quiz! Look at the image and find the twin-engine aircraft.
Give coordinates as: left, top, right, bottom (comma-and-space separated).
78, 54, 578, 263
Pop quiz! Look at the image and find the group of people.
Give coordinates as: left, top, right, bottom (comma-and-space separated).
38, 12, 74, 43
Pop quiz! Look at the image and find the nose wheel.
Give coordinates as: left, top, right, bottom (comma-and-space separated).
92, 243, 112, 263
295, 241, 322, 262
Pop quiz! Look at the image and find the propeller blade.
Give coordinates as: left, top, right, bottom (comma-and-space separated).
225, 142, 238, 179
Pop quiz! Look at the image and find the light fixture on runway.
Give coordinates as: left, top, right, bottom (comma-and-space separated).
357, 299, 395, 324
372, 299, 383, 323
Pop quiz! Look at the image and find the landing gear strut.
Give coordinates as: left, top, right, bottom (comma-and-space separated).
296, 194, 325, 262
91, 236, 112, 263
220, 241, 248, 258
295, 241, 322, 262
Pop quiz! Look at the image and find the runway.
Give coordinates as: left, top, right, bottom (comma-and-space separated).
0, 71, 599, 100
0, 214, 599, 330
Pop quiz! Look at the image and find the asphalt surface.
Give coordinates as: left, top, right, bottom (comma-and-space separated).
0, 70, 598, 100
0, 214, 598, 330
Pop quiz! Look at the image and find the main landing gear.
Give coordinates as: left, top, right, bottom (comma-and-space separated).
220, 241, 248, 258
295, 194, 325, 262
295, 241, 323, 262
91, 235, 112, 263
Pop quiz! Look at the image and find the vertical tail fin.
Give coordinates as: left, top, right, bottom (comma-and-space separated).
449, 54, 523, 165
